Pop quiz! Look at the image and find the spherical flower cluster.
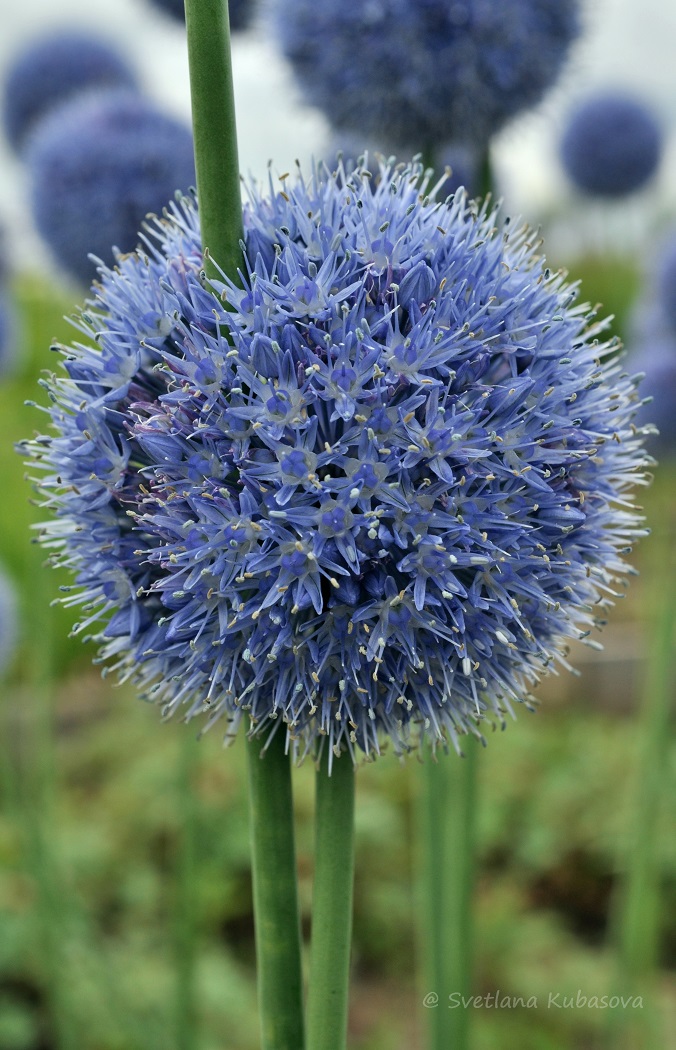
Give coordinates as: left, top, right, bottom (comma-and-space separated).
657, 237, 676, 338
276, 0, 580, 150
25, 160, 650, 760
438, 143, 480, 200
0, 288, 18, 377
27, 90, 195, 286
0, 570, 18, 675
2, 30, 137, 152
630, 343, 676, 453
148, 0, 255, 32
560, 92, 662, 197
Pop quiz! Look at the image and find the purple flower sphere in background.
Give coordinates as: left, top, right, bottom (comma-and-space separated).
437, 143, 480, 199
2, 30, 138, 153
277, 0, 580, 151
0, 289, 18, 377
0, 570, 18, 675
560, 92, 662, 197
629, 342, 676, 453
27, 90, 195, 286
146, 0, 255, 32
657, 238, 676, 338
25, 160, 649, 760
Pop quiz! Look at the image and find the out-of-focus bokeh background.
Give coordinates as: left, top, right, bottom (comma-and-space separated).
0, 1, 674, 1048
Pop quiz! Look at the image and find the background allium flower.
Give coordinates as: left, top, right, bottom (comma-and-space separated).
437, 142, 480, 199
27, 90, 195, 286
0, 570, 18, 675
25, 160, 649, 759
146, 0, 255, 32
2, 30, 138, 153
657, 237, 676, 338
559, 91, 663, 197
276, 0, 580, 150
629, 343, 676, 453
0, 288, 18, 377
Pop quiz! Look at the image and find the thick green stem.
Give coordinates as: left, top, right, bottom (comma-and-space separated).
607, 485, 676, 1049
306, 750, 356, 1050
246, 731, 305, 1050
185, 0, 243, 282
174, 730, 200, 1050
476, 148, 492, 201
27, 548, 77, 1050
420, 739, 478, 1050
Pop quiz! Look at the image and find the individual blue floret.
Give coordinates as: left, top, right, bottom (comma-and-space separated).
560, 91, 663, 197
276, 0, 580, 151
23, 158, 651, 761
2, 29, 138, 153
27, 89, 196, 286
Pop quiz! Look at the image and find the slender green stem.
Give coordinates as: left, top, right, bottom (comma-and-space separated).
443, 738, 477, 1047
419, 752, 448, 1048
476, 147, 492, 201
174, 730, 200, 1050
184, 0, 243, 282
306, 750, 356, 1050
246, 731, 305, 1050
420, 738, 478, 1050
607, 485, 676, 1048
26, 546, 77, 1050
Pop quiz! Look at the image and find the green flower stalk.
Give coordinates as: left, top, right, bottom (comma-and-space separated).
307, 752, 355, 1050
185, 3, 305, 1047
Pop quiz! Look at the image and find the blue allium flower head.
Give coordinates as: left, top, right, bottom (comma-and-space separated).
437, 143, 480, 200
147, 0, 255, 32
276, 0, 580, 150
27, 89, 195, 286
2, 30, 138, 153
0, 288, 18, 377
0, 570, 18, 675
560, 92, 663, 197
629, 342, 676, 453
657, 238, 676, 338
24, 159, 650, 761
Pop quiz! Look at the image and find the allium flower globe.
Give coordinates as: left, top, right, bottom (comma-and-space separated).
148, 0, 255, 32
27, 90, 195, 286
0, 570, 18, 674
25, 161, 649, 759
630, 343, 676, 452
0, 289, 18, 377
560, 92, 663, 197
277, 0, 580, 150
2, 30, 137, 152
657, 238, 676, 338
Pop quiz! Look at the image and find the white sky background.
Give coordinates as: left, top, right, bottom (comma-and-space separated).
0, 0, 675, 273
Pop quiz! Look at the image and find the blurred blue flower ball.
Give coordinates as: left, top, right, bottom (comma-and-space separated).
630, 341, 676, 453
277, 0, 580, 150
437, 142, 481, 199
0, 570, 18, 675
2, 30, 138, 152
0, 289, 18, 377
26, 160, 649, 760
27, 90, 196, 286
560, 92, 662, 197
147, 0, 255, 32
657, 238, 676, 338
